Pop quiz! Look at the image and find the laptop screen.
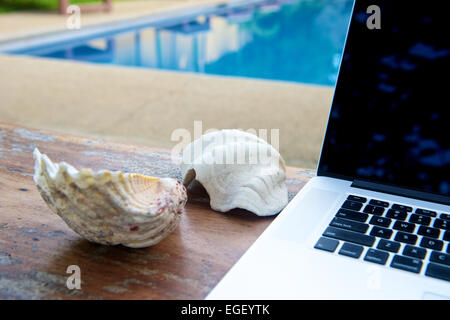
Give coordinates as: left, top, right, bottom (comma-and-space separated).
318, 1, 449, 198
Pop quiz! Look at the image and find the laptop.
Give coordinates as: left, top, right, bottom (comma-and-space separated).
207, 0, 450, 299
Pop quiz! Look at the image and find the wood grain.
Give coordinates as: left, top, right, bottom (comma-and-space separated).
0, 122, 314, 299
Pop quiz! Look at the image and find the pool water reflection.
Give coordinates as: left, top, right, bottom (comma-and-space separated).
21, 0, 354, 86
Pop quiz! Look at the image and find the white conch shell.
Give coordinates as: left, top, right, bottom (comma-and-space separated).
181, 130, 288, 216
33, 148, 186, 248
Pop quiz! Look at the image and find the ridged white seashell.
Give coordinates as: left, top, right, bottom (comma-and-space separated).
33, 148, 186, 248
181, 130, 288, 216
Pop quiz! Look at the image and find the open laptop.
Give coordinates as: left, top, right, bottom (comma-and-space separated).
207, 0, 450, 299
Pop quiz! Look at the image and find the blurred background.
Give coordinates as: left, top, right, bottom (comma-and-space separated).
0, 0, 353, 168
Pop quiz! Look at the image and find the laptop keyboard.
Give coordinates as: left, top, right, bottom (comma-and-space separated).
314, 194, 450, 282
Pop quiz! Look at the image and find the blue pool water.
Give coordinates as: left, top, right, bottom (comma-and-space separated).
18, 0, 353, 86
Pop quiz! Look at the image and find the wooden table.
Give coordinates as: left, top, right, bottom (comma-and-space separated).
0, 123, 314, 299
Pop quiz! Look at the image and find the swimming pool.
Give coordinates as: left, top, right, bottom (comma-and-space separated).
11, 0, 353, 86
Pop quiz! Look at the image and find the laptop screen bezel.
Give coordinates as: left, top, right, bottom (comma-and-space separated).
316, 0, 449, 204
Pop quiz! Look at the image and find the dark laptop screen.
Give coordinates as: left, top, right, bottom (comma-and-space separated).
318, 1, 449, 197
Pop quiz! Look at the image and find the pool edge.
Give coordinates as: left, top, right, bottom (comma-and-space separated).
0, 0, 265, 53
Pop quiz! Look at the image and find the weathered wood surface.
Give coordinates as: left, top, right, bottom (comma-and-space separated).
0, 122, 314, 299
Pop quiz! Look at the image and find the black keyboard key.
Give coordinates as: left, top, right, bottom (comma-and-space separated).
430, 251, 450, 266
330, 217, 369, 233
440, 213, 450, 221
342, 200, 363, 211
335, 209, 368, 222
377, 239, 400, 253
391, 255, 422, 273
323, 227, 375, 247
369, 215, 391, 228
314, 237, 339, 252
418, 226, 440, 239
403, 245, 426, 259
364, 248, 389, 265
444, 231, 450, 242
409, 214, 431, 226
434, 219, 450, 231
363, 205, 385, 216
386, 209, 408, 221
425, 263, 450, 282
447, 243, 450, 254
394, 232, 417, 245
420, 237, 443, 251
370, 226, 393, 239
415, 208, 437, 217
393, 221, 416, 233
392, 204, 412, 212
369, 199, 389, 207
347, 195, 367, 203
339, 242, 364, 259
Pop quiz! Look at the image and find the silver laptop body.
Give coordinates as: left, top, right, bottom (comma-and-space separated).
207, 0, 450, 299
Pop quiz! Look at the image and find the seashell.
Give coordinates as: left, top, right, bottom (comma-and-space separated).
33, 148, 186, 248
181, 129, 288, 216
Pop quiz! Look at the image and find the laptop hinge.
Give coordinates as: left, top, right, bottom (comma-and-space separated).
351, 180, 450, 206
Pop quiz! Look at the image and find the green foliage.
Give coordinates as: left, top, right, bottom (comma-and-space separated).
0, 0, 115, 13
